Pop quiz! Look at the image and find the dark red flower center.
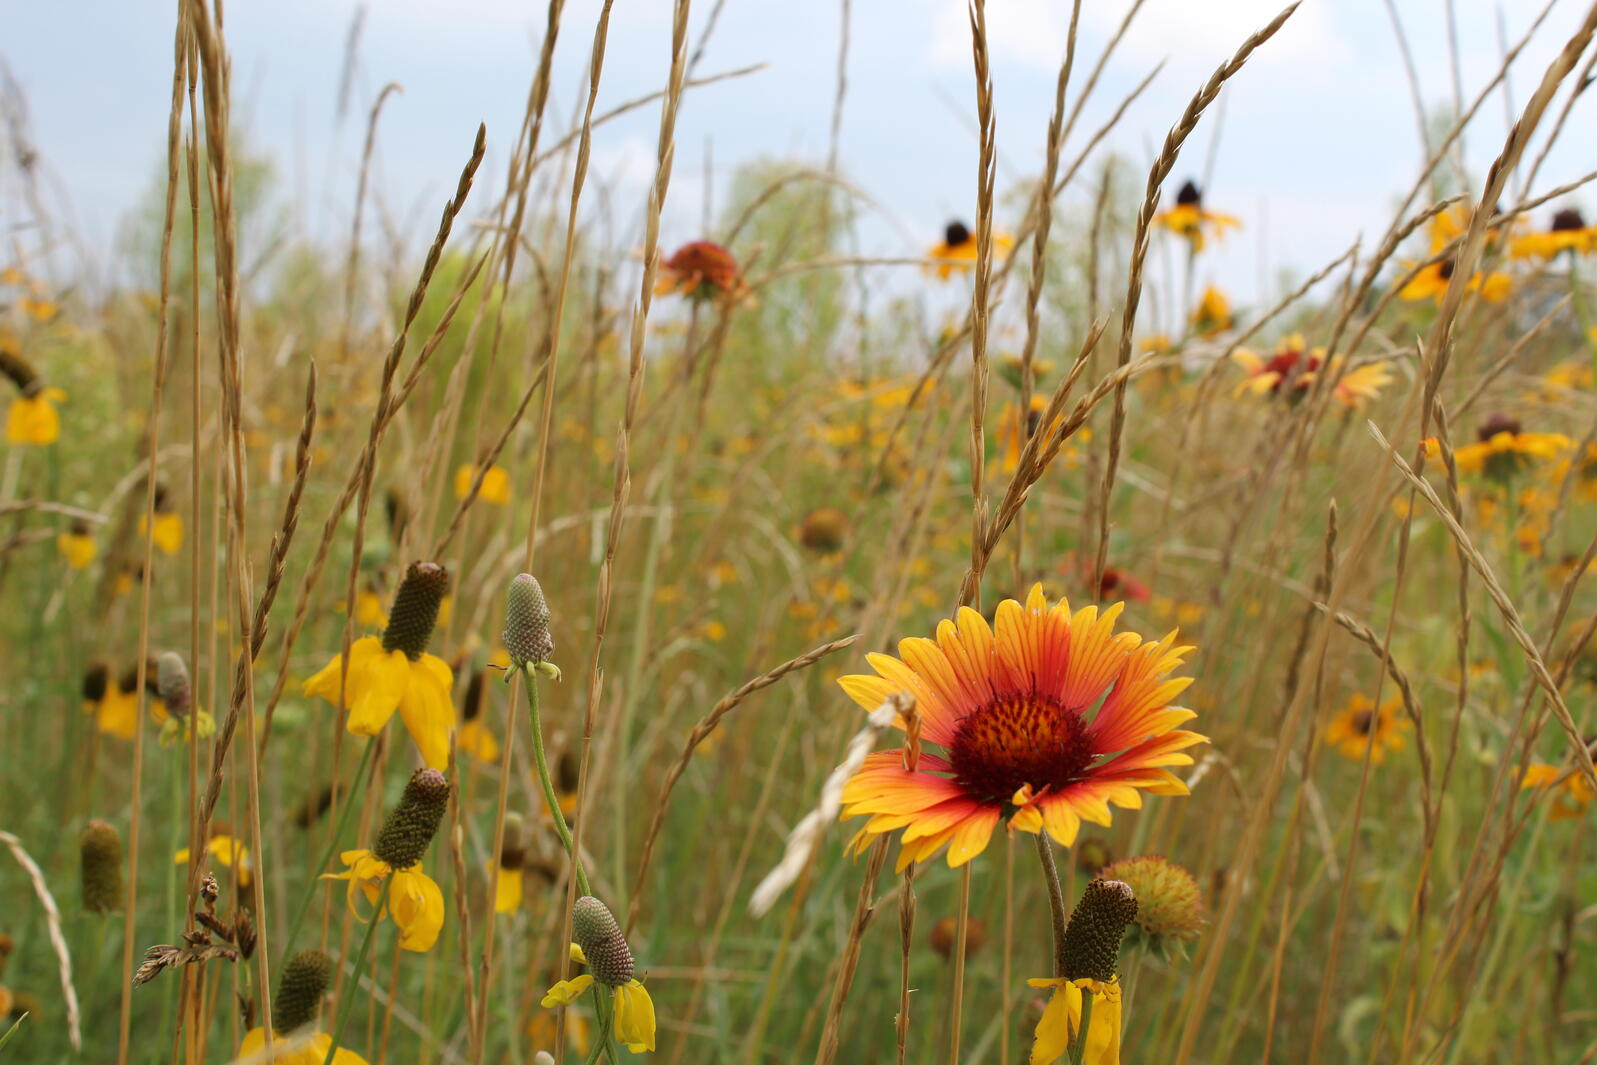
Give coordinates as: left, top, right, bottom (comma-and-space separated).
1261, 350, 1320, 393
1552, 208, 1586, 232
948, 695, 1096, 804
1478, 412, 1521, 441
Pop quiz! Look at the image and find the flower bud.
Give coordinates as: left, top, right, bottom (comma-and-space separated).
572, 896, 634, 986
381, 562, 450, 660
80, 819, 124, 913
157, 651, 191, 718
372, 769, 451, 870
1101, 856, 1204, 955
499, 812, 527, 873
503, 574, 554, 668
1059, 879, 1137, 983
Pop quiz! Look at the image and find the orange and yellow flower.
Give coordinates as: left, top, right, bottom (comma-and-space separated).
1190, 285, 1232, 336
1324, 693, 1408, 765
838, 585, 1202, 871
1520, 762, 1595, 820
1510, 208, 1597, 260
926, 220, 1015, 281
1231, 336, 1392, 408
656, 241, 746, 302
1452, 414, 1570, 481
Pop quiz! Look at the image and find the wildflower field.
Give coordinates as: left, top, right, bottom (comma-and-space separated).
3, 2, 1597, 1063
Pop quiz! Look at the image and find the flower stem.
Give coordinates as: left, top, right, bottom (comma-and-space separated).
1034, 833, 1069, 977
1068, 989, 1094, 1065
320, 906, 382, 1065
520, 666, 591, 898
284, 739, 376, 961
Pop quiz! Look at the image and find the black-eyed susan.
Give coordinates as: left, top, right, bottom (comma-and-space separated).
1324, 693, 1408, 765
1231, 336, 1392, 408
798, 507, 850, 554
1, 338, 64, 446
174, 825, 253, 888
1453, 414, 1570, 483
453, 461, 512, 505
541, 896, 657, 1054
457, 664, 502, 766
1153, 181, 1241, 252
656, 241, 746, 302
1520, 761, 1595, 820
137, 486, 184, 557
1029, 879, 1137, 1065
1189, 285, 1232, 336
491, 812, 527, 914
995, 395, 1062, 474
926, 220, 1014, 281
323, 768, 449, 953
1398, 256, 1510, 304
839, 585, 1203, 871
303, 561, 455, 769
57, 519, 96, 570
1510, 207, 1597, 260
1099, 855, 1203, 960
238, 950, 369, 1065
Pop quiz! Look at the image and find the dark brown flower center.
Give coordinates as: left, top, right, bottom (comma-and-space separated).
1478, 412, 1521, 441
1350, 709, 1374, 735
1175, 180, 1202, 207
1552, 208, 1586, 232
945, 221, 971, 247
948, 695, 1096, 804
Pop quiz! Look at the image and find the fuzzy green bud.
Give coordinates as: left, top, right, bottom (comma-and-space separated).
371, 769, 451, 870
381, 562, 449, 660
1059, 879, 1137, 982
503, 574, 554, 668
157, 651, 191, 718
271, 950, 332, 1034
572, 895, 634, 986
80, 819, 124, 913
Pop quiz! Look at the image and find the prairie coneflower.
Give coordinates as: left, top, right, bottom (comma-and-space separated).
137, 485, 184, 557
237, 950, 370, 1065
1190, 285, 1232, 336
656, 241, 745, 302
1231, 336, 1392, 408
996, 395, 1059, 474
541, 896, 657, 1054
1520, 762, 1596, 820
926, 220, 1015, 281
57, 519, 96, 570
323, 768, 449, 952
1398, 256, 1511, 304
174, 825, 253, 889
1098, 855, 1203, 960
454, 461, 512, 505
492, 812, 527, 914
303, 561, 455, 770
1029, 879, 1137, 1065
1453, 414, 1571, 483
1, 338, 65, 446
457, 665, 502, 766
1510, 208, 1597, 260
1324, 693, 1408, 765
839, 584, 1203, 871
1152, 180, 1241, 252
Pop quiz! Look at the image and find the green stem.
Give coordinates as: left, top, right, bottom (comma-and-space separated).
520, 668, 591, 897
320, 907, 382, 1065
1068, 988, 1095, 1065
284, 739, 375, 961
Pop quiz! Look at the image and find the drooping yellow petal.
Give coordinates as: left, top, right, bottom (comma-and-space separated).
346, 647, 410, 738
493, 864, 523, 913
396, 656, 455, 770
613, 980, 658, 1053
541, 973, 595, 1008
388, 868, 445, 952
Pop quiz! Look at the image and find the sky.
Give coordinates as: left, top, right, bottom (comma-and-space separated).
5, 0, 1596, 309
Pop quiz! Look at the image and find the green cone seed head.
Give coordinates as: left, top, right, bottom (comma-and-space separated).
372, 769, 451, 870
381, 562, 450, 660
572, 895, 634, 986
80, 819, 124, 913
81, 661, 110, 703
157, 651, 191, 717
271, 950, 332, 1033
499, 812, 526, 871
1059, 879, 1137, 982
503, 574, 554, 667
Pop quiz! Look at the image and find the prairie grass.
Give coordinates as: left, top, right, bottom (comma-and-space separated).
0, 2, 1595, 1064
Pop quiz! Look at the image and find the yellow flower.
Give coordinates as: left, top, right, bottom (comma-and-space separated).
541, 970, 657, 1054
1230, 336, 1391, 408
6, 387, 65, 445
238, 1027, 369, 1065
323, 849, 445, 952
302, 636, 455, 770
174, 834, 253, 888
1452, 415, 1570, 481
1324, 693, 1408, 765
1153, 181, 1241, 252
1509, 208, 1597, 260
492, 861, 523, 913
926, 220, 1015, 281
58, 529, 97, 570
1190, 285, 1232, 336
1520, 763, 1595, 820
995, 395, 1057, 473
352, 588, 388, 630
1028, 976, 1122, 1065
138, 511, 185, 556
88, 684, 139, 741
1398, 259, 1510, 303
454, 463, 512, 505
459, 718, 501, 764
